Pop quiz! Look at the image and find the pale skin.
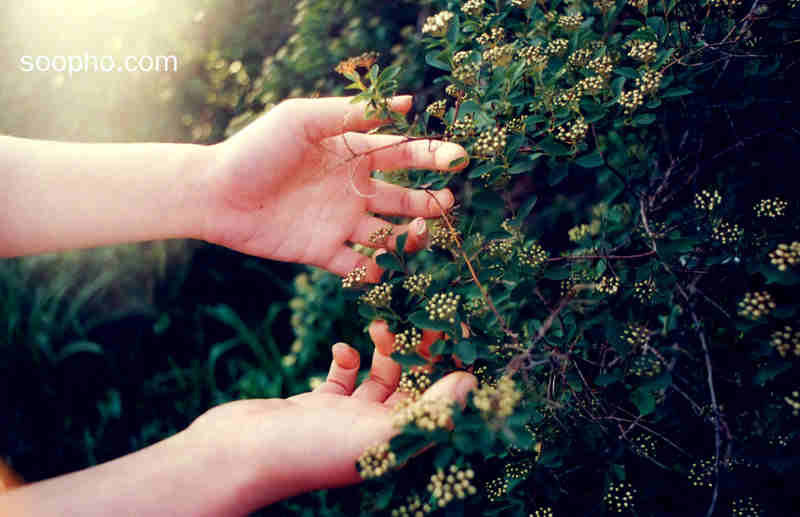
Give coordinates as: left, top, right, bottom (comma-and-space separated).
0, 96, 476, 515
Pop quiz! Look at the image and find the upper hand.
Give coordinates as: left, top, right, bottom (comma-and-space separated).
201, 96, 467, 278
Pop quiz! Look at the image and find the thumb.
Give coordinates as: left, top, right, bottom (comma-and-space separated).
420, 371, 477, 409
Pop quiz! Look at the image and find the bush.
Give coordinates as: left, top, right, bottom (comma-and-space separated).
285, 0, 800, 515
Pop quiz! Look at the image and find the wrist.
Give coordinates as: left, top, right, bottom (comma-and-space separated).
180, 142, 221, 242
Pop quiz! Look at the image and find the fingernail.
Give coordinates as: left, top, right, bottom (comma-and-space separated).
374, 248, 387, 259
415, 218, 427, 235
435, 143, 467, 170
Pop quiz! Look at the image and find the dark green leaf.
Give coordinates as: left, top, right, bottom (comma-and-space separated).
425, 51, 451, 71
454, 338, 478, 365
376, 252, 404, 272
408, 310, 454, 332
630, 388, 656, 416
576, 151, 605, 168
632, 113, 656, 126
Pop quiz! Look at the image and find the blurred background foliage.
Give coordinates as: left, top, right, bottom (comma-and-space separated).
1, 0, 799, 516
0, 0, 424, 491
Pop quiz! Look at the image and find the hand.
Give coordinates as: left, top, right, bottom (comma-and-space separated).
183, 323, 476, 513
202, 96, 468, 279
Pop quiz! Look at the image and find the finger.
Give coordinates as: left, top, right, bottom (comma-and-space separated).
420, 371, 477, 410
324, 246, 383, 283
348, 217, 429, 252
351, 348, 402, 403
314, 343, 361, 395
290, 96, 412, 143
365, 181, 456, 219
346, 133, 468, 173
369, 320, 395, 356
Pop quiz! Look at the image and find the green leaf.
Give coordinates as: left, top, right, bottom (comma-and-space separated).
547, 162, 569, 186
753, 360, 792, 386
391, 352, 430, 368
472, 191, 505, 211
517, 195, 538, 222
56, 340, 104, 362
508, 158, 537, 175
458, 100, 482, 117
614, 67, 639, 79
662, 87, 692, 98
454, 338, 478, 365
425, 51, 451, 71
630, 388, 656, 416
632, 113, 656, 126
396, 232, 408, 257
376, 252, 404, 272
595, 373, 620, 387
429, 339, 452, 356
538, 137, 571, 157
576, 151, 605, 168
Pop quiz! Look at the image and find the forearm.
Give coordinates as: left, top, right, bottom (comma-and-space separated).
0, 430, 256, 517
0, 135, 214, 257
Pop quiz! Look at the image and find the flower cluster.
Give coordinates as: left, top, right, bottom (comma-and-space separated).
604, 481, 637, 513
569, 48, 593, 68
426, 292, 461, 323
474, 126, 508, 156
531, 507, 555, 517
629, 0, 648, 10
485, 476, 509, 502
519, 45, 549, 71
390, 494, 431, 517
427, 465, 477, 508
546, 38, 569, 56
369, 225, 393, 244
628, 40, 657, 62
555, 117, 589, 144
342, 264, 368, 288
399, 368, 433, 400
569, 221, 600, 242
477, 27, 505, 47
483, 44, 515, 68
453, 61, 481, 85
519, 242, 549, 269
786, 390, 800, 416
633, 278, 656, 303
403, 273, 432, 297
461, 0, 484, 17
754, 197, 788, 218
473, 376, 522, 424
623, 323, 650, 349
430, 219, 461, 249
594, 0, 616, 12
511, 0, 533, 8
769, 242, 800, 271
446, 84, 466, 100
770, 326, 800, 357
558, 13, 584, 31
635, 69, 663, 94
595, 275, 621, 295
357, 441, 397, 479
730, 496, 762, 517
618, 89, 643, 114
426, 99, 447, 119
487, 239, 514, 261
464, 297, 489, 318
575, 75, 605, 96
630, 354, 662, 377
393, 397, 453, 431
449, 114, 477, 141
504, 459, 533, 479
712, 220, 743, 244
737, 291, 776, 320
422, 11, 454, 37
395, 327, 423, 354
588, 54, 614, 76
694, 189, 722, 211
631, 434, 657, 458
361, 283, 393, 307
334, 51, 378, 77
688, 457, 715, 488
